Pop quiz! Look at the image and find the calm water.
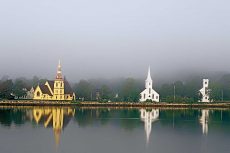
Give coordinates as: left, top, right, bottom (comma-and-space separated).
0, 107, 230, 153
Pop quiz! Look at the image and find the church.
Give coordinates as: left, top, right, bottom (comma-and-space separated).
199, 79, 211, 102
140, 67, 160, 102
33, 61, 75, 101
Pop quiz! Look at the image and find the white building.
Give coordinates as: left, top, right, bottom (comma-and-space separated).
199, 79, 211, 102
199, 109, 209, 135
140, 67, 159, 102
140, 109, 159, 144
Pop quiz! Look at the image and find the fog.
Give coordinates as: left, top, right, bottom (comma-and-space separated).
0, 0, 229, 82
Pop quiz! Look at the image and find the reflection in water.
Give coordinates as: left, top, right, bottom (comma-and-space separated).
140, 109, 159, 145
1, 107, 230, 153
199, 109, 209, 135
32, 107, 75, 147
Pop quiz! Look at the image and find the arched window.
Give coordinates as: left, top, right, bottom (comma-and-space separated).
37, 91, 40, 97
60, 82, 63, 87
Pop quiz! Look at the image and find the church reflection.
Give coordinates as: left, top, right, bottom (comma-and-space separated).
199, 109, 209, 135
32, 107, 75, 147
140, 108, 159, 145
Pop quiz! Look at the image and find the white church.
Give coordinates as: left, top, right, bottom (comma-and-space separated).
140, 67, 160, 102
199, 79, 211, 102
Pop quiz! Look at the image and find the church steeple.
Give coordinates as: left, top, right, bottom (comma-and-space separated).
145, 66, 153, 89
146, 66, 152, 81
56, 60, 63, 80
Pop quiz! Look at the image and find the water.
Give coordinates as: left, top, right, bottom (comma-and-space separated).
0, 107, 230, 153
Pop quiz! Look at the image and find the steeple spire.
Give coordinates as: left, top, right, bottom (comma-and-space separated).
145, 66, 153, 89
56, 60, 62, 80
147, 66, 151, 81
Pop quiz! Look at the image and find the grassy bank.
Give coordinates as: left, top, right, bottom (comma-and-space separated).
1, 100, 230, 108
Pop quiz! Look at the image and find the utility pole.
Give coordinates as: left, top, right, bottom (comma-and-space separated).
173, 84, 176, 102
222, 90, 224, 102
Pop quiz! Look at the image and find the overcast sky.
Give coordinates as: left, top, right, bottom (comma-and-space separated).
0, 0, 229, 81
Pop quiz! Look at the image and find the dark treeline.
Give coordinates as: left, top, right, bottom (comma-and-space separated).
1, 73, 230, 102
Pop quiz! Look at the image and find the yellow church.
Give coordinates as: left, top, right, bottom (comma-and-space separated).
33, 61, 75, 101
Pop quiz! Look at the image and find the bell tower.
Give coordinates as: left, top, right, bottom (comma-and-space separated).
54, 60, 64, 100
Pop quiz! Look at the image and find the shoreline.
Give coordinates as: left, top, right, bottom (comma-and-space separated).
1, 100, 230, 109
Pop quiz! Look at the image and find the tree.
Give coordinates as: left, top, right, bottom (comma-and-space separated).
73, 80, 93, 101
100, 85, 112, 101
120, 78, 141, 102
12, 79, 27, 98
209, 82, 222, 101
219, 74, 230, 101
0, 79, 14, 99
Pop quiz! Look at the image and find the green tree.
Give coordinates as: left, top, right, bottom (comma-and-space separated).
219, 74, 230, 101
120, 78, 141, 102
12, 79, 27, 98
0, 79, 14, 99
210, 82, 222, 101
73, 80, 93, 101
100, 85, 112, 101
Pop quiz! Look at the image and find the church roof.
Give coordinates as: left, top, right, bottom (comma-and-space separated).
47, 80, 54, 91
64, 79, 74, 94
39, 84, 53, 96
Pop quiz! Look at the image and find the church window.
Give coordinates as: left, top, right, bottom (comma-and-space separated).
152, 94, 154, 99
205, 88, 208, 94
61, 82, 63, 87
149, 88, 151, 94
144, 94, 146, 99
156, 96, 158, 99
37, 91, 40, 97
56, 83, 58, 87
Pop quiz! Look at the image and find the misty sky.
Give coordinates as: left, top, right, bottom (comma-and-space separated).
0, 0, 230, 81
